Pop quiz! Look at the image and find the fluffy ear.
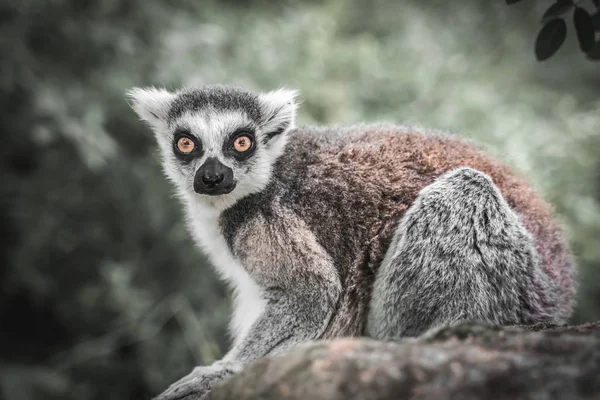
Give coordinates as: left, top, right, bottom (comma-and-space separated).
258, 88, 298, 141
126, 87, 176, 131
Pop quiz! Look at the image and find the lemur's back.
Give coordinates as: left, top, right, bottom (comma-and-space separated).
272, 124, 574, 336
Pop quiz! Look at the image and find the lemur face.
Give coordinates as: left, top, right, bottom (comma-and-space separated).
128, 85, 297, 209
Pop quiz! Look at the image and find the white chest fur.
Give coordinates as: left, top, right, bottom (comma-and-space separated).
184, 199, 266, 345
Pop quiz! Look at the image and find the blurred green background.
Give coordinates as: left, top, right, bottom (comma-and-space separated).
1, 0, 599, 399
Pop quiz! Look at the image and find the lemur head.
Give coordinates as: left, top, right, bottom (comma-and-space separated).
127, 85, 297, 210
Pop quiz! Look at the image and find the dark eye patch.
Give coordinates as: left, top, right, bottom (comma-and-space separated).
223, 127, 257, 162
172, 128, 203, 162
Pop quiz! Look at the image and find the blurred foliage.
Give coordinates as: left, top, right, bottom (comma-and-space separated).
505, 0, 600, 61
0, 0, 599, 399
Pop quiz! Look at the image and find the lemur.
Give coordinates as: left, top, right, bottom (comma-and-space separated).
127, 85, 576, 400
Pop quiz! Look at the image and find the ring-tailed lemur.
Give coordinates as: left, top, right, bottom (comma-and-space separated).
127, 85, 576, 400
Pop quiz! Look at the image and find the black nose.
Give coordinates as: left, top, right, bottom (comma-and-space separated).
201, 171, 224, 186
194, 157, 235, 195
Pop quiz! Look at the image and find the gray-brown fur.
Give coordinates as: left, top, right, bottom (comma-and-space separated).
367, 167, 560, 338
221, 124, 574, 337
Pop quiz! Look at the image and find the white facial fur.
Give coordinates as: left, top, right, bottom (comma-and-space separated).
127, 86, 298, 211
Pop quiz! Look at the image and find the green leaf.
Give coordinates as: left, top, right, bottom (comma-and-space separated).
574, 7, 595, 53
541, 0, 573, 24
587, 41, 600, 60
592, 11, 600, 32
535, 19, 567, 61
505, 0, 524, 4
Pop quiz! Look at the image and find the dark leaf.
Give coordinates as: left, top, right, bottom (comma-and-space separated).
535, 19, 567, 61
593, 0, 600, 7
505, 0, 523, 4
592, 11, 600, 31
574, 7, 595, 52
541, 0, 573, 24
587, 41, 600, 60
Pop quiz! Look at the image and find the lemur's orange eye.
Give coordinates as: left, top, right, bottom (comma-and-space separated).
233, 135, 252, 152
176, 136, 195, 154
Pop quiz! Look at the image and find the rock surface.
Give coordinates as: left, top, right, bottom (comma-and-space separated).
207, 322, 600, 400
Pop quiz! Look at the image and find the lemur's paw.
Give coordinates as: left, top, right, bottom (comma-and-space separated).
153, 362, 238, 400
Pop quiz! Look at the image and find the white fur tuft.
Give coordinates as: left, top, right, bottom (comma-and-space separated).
126, 87, 176, 131
258, 88, 298, 135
